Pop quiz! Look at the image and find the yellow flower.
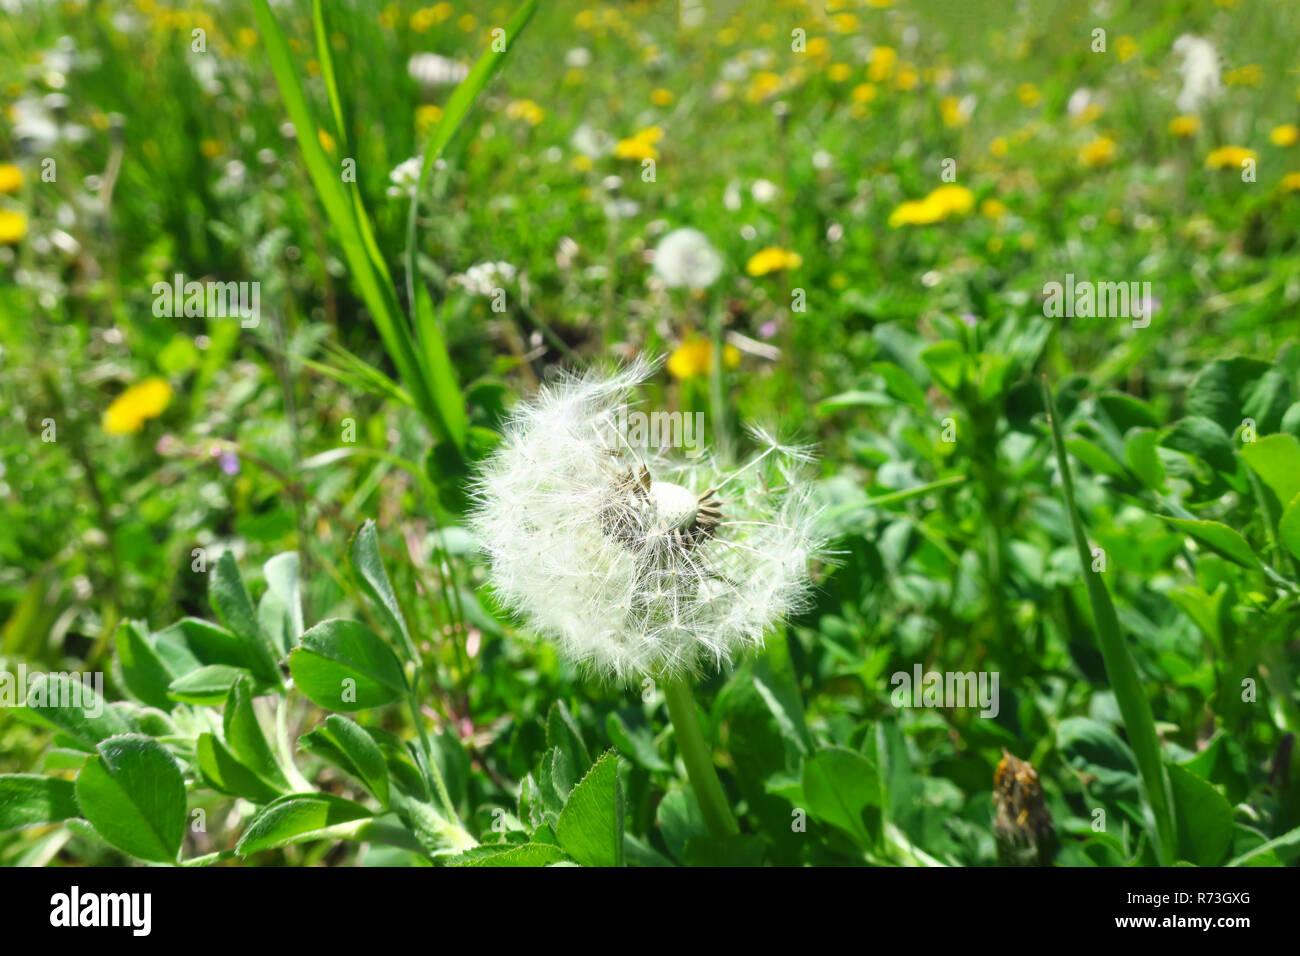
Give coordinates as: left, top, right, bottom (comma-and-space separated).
200, 139, 223, 159
1016, 82, 1040, 107
895, 64, 919, 91
832, 13, 859, 33
1279, 172, 1300, 192
457, 13, 476, 32
0, 164, 22, 194
238, 27, 258, 48
805, 37, 829, 59
103, 378, 172, 435
1116, 35, 1138, 62
1079, 135, 1116, 167
1223, 64, 1262, 86
0, 209, 27, 244
650, 88, 675, 106
1072, 103, 1104, 126
981, 198, 1008, 219
667, 338, 741, 380
317, 128, 335, 153
986, 236, 1003, 253
614, 125, 663, 161
1169, 115, 1200, 137
572, 154, 593, 173
828, 63, 852, 83
940, 96, 967, 128
989, 136, 1009, 157
506, 99, 545, 125
745, 246, 802, 276
1270, 124, 1298, 147
867, 46, 896, 83
748, 70, 783, 102
416, 104, 443, 135
888, 185, 975, 227
851, 82, 877, 104
1205, 145, 1257, 169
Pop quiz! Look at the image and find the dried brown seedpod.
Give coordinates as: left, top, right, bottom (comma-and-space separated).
993, 749, 1058, 866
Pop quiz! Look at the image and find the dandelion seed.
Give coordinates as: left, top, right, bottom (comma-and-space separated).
653, 228, 723, 290
469, 360, 824, 683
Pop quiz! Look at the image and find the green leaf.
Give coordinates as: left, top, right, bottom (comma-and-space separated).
1043, 379, 1177, 865
1124, 428, 1166, 492
683, 834, 767, 866
448, 843, 568, 867
168, 664, 254, 706
605, 710, 669, 771
75, 735, 187, 863
1187, 357, 1271, 434
0, 774, 79, 830
300, 715, 390, 806
920, 340, 966, 393
1279, 492, 1300, 561
547, 700, 592, 775
289, 618, 407, 711
117, 620, 176, 711
656, 786, 707, 862
261, 551, 303, 652
800, 746, 882, 851
1056, 717, 1140, 803
210, 550, 279, 683
236, 793, 373, 856
223, 676, 290, 791
195, 733, 283, 803
1162, 416, 1236, 474
1168, 764, 1233, 866
23, 673, 130, 751
1160, 517, 1260, 570
1240, 433, 1300, 506
555, 750, 624, 867
349, 521, 413, 659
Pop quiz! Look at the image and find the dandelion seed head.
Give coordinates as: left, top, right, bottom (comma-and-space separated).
469, 359, 825, 683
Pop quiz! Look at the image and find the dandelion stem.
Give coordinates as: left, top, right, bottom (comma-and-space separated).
662, 677, 739, 839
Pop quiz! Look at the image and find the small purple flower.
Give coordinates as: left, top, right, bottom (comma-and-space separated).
218, 450, 240, 476
959, 313, 978, 328
759, 319, 779, 339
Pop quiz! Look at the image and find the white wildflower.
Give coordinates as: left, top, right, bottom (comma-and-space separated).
565, 47, 592, 69
386, 156, 423, 198
652, 227, 724, 290
1172, 35, 1221, 113
751, 178, 779, 204
453, 261, 516, 296
407, 52, 469, 88
470, 360, 824, 683
571, 123, 613, 159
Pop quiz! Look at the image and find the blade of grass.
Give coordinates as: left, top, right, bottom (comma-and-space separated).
251, 0, 458, 449
402, 0, 539, 449
310, 0, 346, 151
1042, 377, 1177, 864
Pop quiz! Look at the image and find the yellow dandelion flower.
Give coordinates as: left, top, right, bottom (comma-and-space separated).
1169, 115, 1200, 137
506, 99, 545, 125
806, 37, 829, 59
103, 378, 172, 435
895, 64, 919, 91
1079, 135, 1116, 167
888, 185, 975, 227
416, 104, 443, 136
0, 164, 22, 194
1270, 124, 1298, 147
572, 154, 593, 173
1223, 64, 1262, 86
989, 136, 1009, 157
940, 96, 967, 127
238, 28, 258, 48
981, 198, 1008, 219
457, 13, 476, 32
867, 46, 896, 83
667, 338, 741, 380
832, 13, 859, 33
828, 63, 852, 83
651, 88, 674, 106
614, 126, 662, 161
0, 209, 27, 244
1279, 172, 1300, 192
1116, 35, 1137, 62
851, 82, 877, 104
317, 128, 335, 153
1016, 82, 1041, 107
1205, 145, 1257, 169
200, 139, 223, 159
748, 70, 783, 102
745, 247, 802, 276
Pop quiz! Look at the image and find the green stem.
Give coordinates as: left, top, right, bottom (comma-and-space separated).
662, 678, 738, 838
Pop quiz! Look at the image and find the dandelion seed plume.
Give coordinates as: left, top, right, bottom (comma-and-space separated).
470, 360, 824, 683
